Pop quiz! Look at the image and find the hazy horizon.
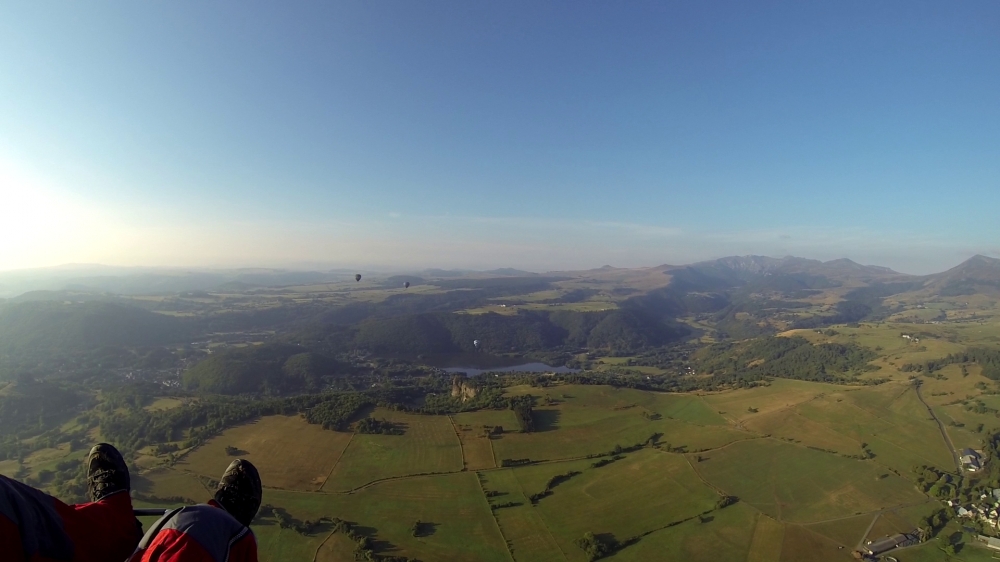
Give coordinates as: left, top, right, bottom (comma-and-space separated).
2, 2, 998, 276
0, 250, 995, 279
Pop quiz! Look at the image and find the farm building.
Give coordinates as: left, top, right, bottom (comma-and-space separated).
978, 535, 1000, 551
864, 532, 920, 556
961, 448, 983, 472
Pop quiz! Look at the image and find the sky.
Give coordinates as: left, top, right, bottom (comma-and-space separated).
1, 2, 998, 275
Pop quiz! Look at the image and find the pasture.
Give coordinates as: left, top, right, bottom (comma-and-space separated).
532, 449, 721, 560
607, 502, 760, 562
493, 384, 745, 462
180, 415, 354, 491
135, 467, 213, 503
693, 439, 927, 524
778, 525, 853, 562
804, 514, 874, 548
452, 409, 519, 470
323, 408, 463, 492
483, 469, 567, 562
8, 371, 995, 562
702, 378, 851, 424
747, 514, 786, 562
269, 474, 510, 562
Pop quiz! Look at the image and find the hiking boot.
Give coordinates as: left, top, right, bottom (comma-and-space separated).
86, 443, 130, 502
214, 459, 262, 526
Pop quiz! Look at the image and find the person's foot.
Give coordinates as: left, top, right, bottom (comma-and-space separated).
86, 443, 130, 502
214, 459, 262, 526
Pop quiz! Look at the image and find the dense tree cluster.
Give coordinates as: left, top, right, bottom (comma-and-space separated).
182, 344, 340, 395
716, 496, 738, 509
0, 301, 191, 359
355, 417, 403, 435
904, 348, 1000, 381
509, 395, 536, 433
0, 380, 88, 435
100, 391, 372, 453
303, 394, 373, 431
574, 532, 621, 561
350, 308, 688, 356
693, 337, 878, 382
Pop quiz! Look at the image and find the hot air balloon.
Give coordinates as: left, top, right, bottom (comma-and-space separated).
404, 281, 410, 289
355, 274, 362, 282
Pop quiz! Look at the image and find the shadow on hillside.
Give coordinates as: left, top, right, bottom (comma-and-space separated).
533, 409, 561, 432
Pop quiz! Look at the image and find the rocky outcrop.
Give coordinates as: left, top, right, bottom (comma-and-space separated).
451, 376, 477, 402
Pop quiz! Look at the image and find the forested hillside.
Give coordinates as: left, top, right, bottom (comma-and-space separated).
693, 336, 879, 383
182, 345, 341, 395
0, 301, 190, 355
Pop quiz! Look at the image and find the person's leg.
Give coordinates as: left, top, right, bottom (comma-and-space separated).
0, 512, 24, 559
0, 474, 74, 561
56, 443, 143, 562
55, 489, 141, 562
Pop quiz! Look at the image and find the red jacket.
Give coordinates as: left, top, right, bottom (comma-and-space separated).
128, 501, 257, 562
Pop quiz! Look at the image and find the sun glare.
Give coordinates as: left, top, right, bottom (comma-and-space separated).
0, 164, 111, 270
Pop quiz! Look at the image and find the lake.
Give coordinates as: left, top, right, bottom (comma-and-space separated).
442, 362, 579, 377
417, 352, 580, 377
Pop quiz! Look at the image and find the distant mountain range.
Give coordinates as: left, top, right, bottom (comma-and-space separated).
1, 255, 998, 299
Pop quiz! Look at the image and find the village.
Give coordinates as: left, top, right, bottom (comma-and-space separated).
853, 448, 1000, 561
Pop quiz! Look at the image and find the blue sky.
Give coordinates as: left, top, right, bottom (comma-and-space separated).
1, 1, 998, 274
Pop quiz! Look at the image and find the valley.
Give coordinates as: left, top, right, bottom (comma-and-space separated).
3, 255, 1000, 561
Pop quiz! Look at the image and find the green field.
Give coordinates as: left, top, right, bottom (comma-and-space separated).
532, 449, 721, 559
493, 384, 747, 462
6, 374, 993, 562
270, 474, 510, 562
607, 502, 761, 561
181, 415, 355, 491
120, 376, 971, 561
693, 439, 927, 523
323, 408, 464, 492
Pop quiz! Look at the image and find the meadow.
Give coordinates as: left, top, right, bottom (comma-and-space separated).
127, 370, 983, 561
10, 315, 1000, 562
181, 415, 354, 491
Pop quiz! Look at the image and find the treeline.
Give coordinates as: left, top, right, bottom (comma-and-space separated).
100, 391, 374, 453
903, 348, 1000, 380
320, 517, 421, 562
254, 505, 332, 536
509, 395, 535, 433
693, 337, 878, 382
355, 417, 403, 435
304, 394, 373, 430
